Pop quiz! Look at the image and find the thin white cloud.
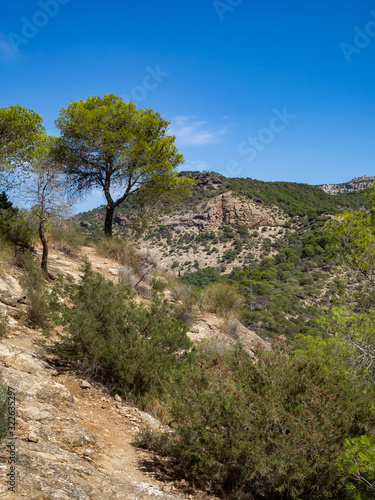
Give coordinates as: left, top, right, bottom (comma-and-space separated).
169, 116, 229, 145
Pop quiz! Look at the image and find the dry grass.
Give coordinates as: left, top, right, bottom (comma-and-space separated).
95, 237, 142, 274
0, 238, 14, 278
49, 220, 85, 256
200, 283, 245, 318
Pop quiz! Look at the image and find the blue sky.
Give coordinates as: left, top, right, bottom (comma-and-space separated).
1, 0, 375, 212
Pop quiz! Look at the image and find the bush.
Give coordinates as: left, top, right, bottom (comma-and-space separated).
151, 276, 167, 292
54, 262, 192, 407
138, 341, 375, 499
8, 210, 37, 249
201, 283, 245, 317
118, 266, 138, 287
0, 238, 14, 278
170, 282, 200, 326
0, 312, 9, 337
0, 192, 17, 237
180, 267, 220, 287
0, 380, 8, 443
19, 252, 51, 329
337, 435, 375, 498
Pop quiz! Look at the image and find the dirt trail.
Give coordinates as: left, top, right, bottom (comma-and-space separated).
0, 245, 216, 499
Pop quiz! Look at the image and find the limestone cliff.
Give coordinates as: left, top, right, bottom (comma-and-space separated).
318, 176, 375, 195
115, 191, 285, 233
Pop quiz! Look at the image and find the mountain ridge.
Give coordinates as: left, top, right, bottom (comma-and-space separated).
317, 175, 375, 194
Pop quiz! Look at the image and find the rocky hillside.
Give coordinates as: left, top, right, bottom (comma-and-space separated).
76, 171, 372, 276
318, 175, 375, 195
0, 245, 265, 499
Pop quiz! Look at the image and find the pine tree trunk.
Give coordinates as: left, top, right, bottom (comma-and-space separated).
104, 203, 115, 237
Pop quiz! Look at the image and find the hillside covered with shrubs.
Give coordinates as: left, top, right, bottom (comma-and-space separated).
1, 101, 375, 498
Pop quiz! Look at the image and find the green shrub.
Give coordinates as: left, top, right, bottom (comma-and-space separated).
6, 210, 37, 249
0, 312, 9, 337
54, 262, 192, 407
151, 276, 167, 292
336, 435, 375, 498
180, 267, 220, 287
0, 381, 8, 443
0, 192, 17, 238
139, 342, 375, 499
201, 282, 245, 317
0, 238, 14, 278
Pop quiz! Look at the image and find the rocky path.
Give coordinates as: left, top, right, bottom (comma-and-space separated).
0, 247, 218, 499
0, 326, 194, 499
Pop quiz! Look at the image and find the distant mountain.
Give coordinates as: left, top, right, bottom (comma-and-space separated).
318, 175, 375, 195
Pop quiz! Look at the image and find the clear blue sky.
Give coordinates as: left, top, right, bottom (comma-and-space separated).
1, 0, 375, 212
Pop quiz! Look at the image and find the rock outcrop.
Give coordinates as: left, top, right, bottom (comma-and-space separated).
318, 176, 375, 195
114, 191, 284, 234
203, 191, 282, 230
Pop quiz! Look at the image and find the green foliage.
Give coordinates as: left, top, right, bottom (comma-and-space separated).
226, 176, 371, 218
0, 192, 19, 243
337, 435, 375, 498
326, 191, 375, 285
200, 282, 245, 317
0, 196, 39, 250
295, 306, 375, 387
0, 312, 9, 337
139, 342, 375, 499
151, 276, 167, 292
55, 94, 194, 235
222, 225, 331, 339
180, 266, 221, 287
53, 262, 192, 406
8, 210, 38, 249
0, 105, 45, 185
0, 381, 9, 443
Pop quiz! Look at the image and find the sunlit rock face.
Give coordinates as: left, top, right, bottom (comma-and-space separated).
318, 176, 375, 195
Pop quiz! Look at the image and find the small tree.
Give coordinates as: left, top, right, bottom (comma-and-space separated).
326, 184, 375, 286
55, 94, 194, 236
22, 136, 72, 275
0, 105, 45, 187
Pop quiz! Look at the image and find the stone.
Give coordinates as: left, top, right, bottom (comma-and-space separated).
114, 394, 122, 402
80, 380, 92, 389
61, 423, 96, 447
27, 431, 39, 443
